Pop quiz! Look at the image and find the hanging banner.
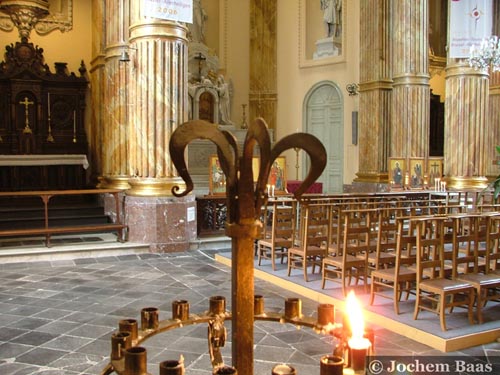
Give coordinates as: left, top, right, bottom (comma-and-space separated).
449, 0, 493, 58
143, 0, 193, 23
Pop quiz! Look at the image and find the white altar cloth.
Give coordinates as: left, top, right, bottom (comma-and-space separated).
0, 155, 89, 169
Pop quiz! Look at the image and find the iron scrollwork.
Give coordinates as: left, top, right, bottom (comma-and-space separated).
169, 117, 327, 375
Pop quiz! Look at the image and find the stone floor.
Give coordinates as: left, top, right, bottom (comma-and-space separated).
0, 246, 499, 375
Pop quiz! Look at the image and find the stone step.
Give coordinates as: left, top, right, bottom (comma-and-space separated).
0, 233, 150, 264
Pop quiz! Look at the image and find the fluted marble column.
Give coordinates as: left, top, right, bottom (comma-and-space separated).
101, 0, 131, 190
391, 0, 430, 160
355, 0, 392, 187
123, 3, 196, 252
444, 63, 489, 189
127, 6, 188, 195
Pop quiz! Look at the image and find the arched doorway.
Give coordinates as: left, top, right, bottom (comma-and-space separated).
303, 81, 344, 193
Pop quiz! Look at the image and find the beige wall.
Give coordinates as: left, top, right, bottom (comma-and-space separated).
275, 0, 360, 184
1, 0, 92, 76
0, 0, 360, 186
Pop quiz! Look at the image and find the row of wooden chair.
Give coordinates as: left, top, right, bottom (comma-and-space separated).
255, 195, 500, 331
368, 212, 500, 330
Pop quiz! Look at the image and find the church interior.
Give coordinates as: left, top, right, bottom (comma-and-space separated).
0, 0, 500, 374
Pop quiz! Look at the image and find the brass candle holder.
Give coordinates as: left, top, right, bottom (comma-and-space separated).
101, 294, 374, 375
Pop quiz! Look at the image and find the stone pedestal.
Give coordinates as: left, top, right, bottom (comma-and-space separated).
124, 194, 197, 252
313, 37, 341, 59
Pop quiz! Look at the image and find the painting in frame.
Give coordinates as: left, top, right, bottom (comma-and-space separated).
268, 156, 287, 194
428, 157, 444, 188
409, 158, 425, 189
209, 155, 227, 195
299, 0, 347, 68
389, 158, 405, 189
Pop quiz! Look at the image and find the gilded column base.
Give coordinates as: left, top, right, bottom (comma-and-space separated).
127, 177, 187, 197
101, 176, 132, 190
445, 176, 488, 190
354, 172, 389, 184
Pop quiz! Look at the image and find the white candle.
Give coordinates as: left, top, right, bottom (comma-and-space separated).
266, 184, 270, 196
442, 181, 446, 192
271, 185, 275, 197
48, 92, 51, 116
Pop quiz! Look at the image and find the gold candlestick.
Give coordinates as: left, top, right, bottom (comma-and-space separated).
73, 110, 77, 143
294, 147, 300, 180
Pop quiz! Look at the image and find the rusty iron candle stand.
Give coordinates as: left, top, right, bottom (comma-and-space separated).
102, 118, 364, 375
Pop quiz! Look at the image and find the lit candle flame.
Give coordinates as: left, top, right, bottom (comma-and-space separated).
345, 290, 364, 340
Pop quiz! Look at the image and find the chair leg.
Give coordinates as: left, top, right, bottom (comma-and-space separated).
287, 255, 292, 277
476, 289, 484, 324
369, 279, 376, 306
413, 290, 421, 320
303, 256, 309, 282
393, 282, 400, 315
271, 247, 276, 271
439, 293, 447, 331
321, 263, 327, 289
468, 289, 475, 325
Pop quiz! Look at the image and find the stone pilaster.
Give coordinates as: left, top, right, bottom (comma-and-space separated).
487, 3, 500, 178
89, 0, 105, 186
444, 63, 489, 189
249, 0, 277, 129
355, 0, 392, 185
391, 0, 430, 160
101, 0, 131, 190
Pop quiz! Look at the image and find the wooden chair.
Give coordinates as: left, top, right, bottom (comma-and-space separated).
451, 213, 500, 324
486, 214, 500, 275
413, 216, 475, 331
370, 215, 417, 314
321, 210, 371, 296
366, 208, 396, 271
257, 200, 297, 270
287, 204, 329, 282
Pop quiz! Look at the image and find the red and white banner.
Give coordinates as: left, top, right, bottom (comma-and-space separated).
143, 0, 193, 23
449, 0, 493, 58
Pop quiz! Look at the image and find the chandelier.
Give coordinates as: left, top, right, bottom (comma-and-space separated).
468, 35, 500, 72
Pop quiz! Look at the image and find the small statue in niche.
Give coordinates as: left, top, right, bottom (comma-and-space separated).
188, 0, 208, 44
217, 75, 234, 125
321, 0, 342, 38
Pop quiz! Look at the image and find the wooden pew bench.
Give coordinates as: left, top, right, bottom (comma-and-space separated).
0, 189, 127, 247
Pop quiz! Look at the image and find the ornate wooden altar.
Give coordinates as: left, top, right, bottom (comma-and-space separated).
0, 38, 89, 190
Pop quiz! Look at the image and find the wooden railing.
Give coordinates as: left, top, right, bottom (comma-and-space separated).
0, 189, 127, 247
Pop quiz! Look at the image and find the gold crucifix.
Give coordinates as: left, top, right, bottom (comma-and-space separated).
19, 96, 34, 134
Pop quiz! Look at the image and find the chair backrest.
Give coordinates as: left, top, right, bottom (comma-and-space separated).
270, 200, 297, 247
484, 213, 500, 273
341, 209, 371, 262
300, 203, 330, 250
450, 214, 481, 277
414, 216, 447, 282
372, 211, 399, 270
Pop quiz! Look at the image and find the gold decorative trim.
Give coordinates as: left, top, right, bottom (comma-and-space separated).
126, 177, 187, 197
100, 176, 131, 190
354, 172, 389, 184
0, 0, 73, 35
445, 176, 488, 191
